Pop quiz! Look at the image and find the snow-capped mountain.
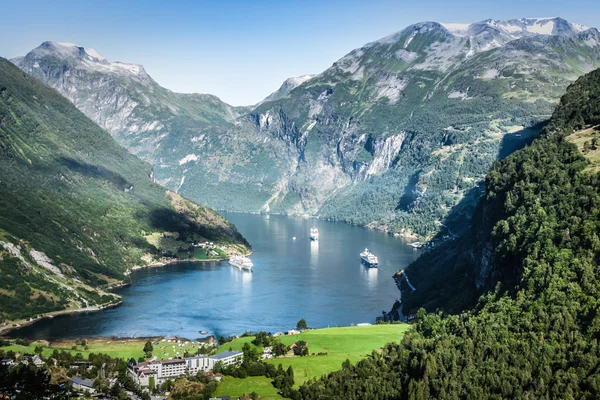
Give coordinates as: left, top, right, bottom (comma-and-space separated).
12, 18, 600, 239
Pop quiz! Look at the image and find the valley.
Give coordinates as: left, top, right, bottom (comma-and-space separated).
0, 57, 250, 331
15, 17, 600, 240
2, 7, 600, 400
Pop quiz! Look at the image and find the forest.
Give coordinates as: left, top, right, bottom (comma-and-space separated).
290, 69, 600, 399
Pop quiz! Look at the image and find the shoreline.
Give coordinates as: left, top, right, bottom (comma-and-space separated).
0, 300, 123, 337
3, 253, 255, 337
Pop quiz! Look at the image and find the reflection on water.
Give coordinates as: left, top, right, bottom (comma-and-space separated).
310, 240, 319, 265
11, 213, 421, 340
362, 265, 379, 291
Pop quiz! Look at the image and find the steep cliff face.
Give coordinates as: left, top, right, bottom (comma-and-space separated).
13, 19, 600, 238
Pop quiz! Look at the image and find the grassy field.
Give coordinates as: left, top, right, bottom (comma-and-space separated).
218, 324, 410, 356
1, 337, 208, 360
567, 126, 600, 173
216, 324, 410, 396
214, 376, 284, 400
1, 324, 411, 398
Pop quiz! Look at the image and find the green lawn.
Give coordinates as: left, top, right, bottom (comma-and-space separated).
218, 324, 410, 356
214, 376, 283, 400
217, 324, 411, 391
1, 337, 207, 361
269, 355, 363, 386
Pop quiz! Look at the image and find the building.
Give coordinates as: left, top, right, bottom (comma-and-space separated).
185, 350, 243, 375
31, 355, 45, 367
210, 350, 243, 367
129, 358, 187, 386
186, 355, 213, 375
0, 359, 14, 366
262, 347, 273, 359
70, 377, 96, 394
287, 329, 300, 335
131, 351, 243, 387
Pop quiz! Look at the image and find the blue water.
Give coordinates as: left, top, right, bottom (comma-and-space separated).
12, 213, 420, 339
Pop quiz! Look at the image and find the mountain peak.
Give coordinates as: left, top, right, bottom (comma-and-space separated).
442, 17, 588, 38
259, 74, 316, 104
17, 41, 146, 77
38, 41, 105, 60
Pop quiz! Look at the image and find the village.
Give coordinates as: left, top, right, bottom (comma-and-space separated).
0, 319, 360, 399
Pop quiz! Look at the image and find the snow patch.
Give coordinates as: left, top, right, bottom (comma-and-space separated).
179, 154, 199, 165
481, 69, 500, 79
441, 23, 470, 36
84, 48, 104, 59
448, 88, 471, 100
526, 20, 555, 35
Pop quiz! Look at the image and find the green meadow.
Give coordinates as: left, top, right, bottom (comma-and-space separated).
216, 324, 411, 396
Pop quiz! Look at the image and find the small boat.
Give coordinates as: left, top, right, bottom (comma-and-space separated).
310, 227, 319, 241
360, 248, 379, 267
229, 255, 254, 270
199, 330, 208, 335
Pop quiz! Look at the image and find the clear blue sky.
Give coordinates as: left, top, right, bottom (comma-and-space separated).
1, 0, 598, 105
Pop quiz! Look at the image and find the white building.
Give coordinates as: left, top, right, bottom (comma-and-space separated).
185, 350, 243, 375
70, 377, 96, 394
130, 358, 187, 386
131, 351, 243, 387
31, 355, 45, 367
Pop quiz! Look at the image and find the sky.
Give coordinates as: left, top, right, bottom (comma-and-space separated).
1, 0, 599, 105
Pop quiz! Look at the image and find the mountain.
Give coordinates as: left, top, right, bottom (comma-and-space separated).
14, 18, 600, 239
12, 41, 248, 170
260, 74, 315, 104
0, 57, 249, 328
296, 68, 600, 399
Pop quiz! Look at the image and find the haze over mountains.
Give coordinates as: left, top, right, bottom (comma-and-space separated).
14, 17, 600, 238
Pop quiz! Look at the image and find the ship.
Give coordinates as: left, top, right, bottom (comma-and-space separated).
310, 227, 319, 241
229, 255, 254, 271
360, 248, 378, 267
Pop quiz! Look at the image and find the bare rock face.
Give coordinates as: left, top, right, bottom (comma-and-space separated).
13, 20, 600, 238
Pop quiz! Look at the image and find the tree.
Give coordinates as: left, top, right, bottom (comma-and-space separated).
148, 376, 155, 392
292, 341, 308, 356
143, 341, 153, 353
272, 342, 289, 357
296, 319, 307, 330
143, 341, 153, 358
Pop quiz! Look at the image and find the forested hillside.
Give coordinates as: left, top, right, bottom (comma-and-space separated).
0, 58, 248, 326
293, 70, 600, 399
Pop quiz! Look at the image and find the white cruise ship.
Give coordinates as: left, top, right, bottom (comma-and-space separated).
229, 255, 253, 270
310, 227, 319, 241
360, 248, 378, 267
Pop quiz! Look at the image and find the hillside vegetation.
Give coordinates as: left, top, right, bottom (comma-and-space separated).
0, 58, 248, 326
292, 69, 600, 399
